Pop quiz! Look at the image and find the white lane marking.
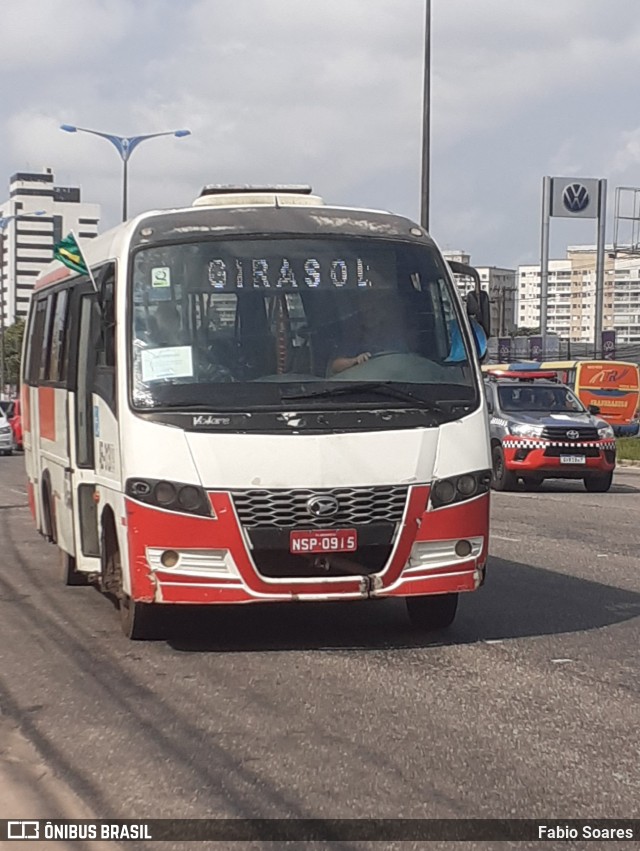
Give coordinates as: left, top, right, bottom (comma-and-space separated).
596, 554, 608, 558
492, 534, 521, 542
551, 659, 573, 664
8, 488, 27, 496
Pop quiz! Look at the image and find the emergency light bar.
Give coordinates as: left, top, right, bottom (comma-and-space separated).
486, 370, 559, 382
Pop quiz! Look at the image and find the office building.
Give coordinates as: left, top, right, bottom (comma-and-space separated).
0, 168, 100, 325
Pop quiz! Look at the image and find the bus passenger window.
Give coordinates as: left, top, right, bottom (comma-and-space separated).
47, 290, 69, 383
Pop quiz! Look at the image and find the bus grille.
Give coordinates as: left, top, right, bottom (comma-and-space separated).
231, 485, 409, 529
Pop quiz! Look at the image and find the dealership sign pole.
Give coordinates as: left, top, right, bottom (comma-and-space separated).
540, 176, 607, 356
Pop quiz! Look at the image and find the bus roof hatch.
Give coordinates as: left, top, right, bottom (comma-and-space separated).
193, 185, 325, 208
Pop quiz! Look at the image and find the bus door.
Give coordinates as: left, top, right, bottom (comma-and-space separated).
68, 268, 117, 575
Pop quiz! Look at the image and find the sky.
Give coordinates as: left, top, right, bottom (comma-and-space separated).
2, 0, 640, 269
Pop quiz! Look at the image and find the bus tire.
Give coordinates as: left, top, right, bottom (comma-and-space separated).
491, 445, 517, 491
103, 523, 162, 640
584, 472, 613, 493
60, 551, 89, 586
406, 593, 458, 631
118, 594, 162, 641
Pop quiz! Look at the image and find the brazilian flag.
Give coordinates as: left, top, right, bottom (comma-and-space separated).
53, 233, 88, 274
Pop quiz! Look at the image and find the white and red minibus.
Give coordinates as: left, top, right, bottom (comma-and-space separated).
22, 186, 492, 639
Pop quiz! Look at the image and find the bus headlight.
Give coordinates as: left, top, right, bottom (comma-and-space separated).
430, 470, 491, 510
598, 425, 614, 439
126, 478, 213, 517
155, 481, 177, 506
456, 474, 478, 497
432, 479, 456, 505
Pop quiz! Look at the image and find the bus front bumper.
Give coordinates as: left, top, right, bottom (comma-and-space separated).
124, 489, 490, 605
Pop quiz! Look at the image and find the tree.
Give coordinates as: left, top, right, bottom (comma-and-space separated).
2, 319, 26, 388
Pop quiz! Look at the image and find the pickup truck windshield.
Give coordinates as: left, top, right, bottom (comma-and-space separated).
498, 384, 585, 413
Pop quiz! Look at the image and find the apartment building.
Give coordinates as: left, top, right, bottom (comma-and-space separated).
517, 246, 640, 343
0, 169, 100, 325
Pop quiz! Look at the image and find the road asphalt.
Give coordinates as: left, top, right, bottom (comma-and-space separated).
0, 465, 640, 851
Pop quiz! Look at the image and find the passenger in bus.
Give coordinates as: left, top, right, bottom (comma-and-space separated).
149, 302, 188, 346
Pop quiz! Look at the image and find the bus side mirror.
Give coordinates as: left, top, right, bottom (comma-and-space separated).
448, 260, 491, 338
588, 404, 600, 415
466, 290, 491, 338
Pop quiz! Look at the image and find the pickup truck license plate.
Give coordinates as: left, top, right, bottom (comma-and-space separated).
289, 529, 357, 554
560, 455, 586, 464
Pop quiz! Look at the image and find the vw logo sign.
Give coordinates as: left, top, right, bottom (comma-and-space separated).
563, 183, 590, 213
603, 340, 614, 351
306, 494, 339, 518
566, 429, 580, 440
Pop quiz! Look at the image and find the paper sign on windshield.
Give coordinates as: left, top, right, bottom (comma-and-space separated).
140, 346, 193, 382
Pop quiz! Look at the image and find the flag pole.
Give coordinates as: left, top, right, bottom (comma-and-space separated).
69, 230, 99, 294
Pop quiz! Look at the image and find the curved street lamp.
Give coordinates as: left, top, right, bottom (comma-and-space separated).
60, 124, 191, 221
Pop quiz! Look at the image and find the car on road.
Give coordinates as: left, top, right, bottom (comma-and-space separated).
485, 369, 616, 492
0, 408, 13, 455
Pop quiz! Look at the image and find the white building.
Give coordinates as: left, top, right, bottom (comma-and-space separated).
442, 250, 517, 336
0, 169, 100, 326
516, 245, 640, 343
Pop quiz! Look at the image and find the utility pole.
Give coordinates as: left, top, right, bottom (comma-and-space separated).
420, 0, 431, 231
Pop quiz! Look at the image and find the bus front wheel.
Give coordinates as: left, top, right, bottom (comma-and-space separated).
103, 519, 162, 640
406, 593, 458, 631
118, 593, 162, 641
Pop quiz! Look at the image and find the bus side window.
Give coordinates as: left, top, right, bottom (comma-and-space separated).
47, 290, 69, 383
27, 298, 50, 385
37, 296, 55, 384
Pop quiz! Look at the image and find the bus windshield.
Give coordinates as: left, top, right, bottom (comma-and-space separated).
130, 237, 476, 410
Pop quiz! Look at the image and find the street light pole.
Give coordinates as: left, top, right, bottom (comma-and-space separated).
0, 229, 5, 397
420, 0, 432, 232
122, 156, 129, 222
60, 125, 191, 221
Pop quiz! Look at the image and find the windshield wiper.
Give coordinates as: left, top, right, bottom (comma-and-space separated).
282, 382, 445, 412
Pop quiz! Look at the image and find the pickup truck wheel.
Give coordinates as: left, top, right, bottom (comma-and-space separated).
406, 593, 458, 631
522, 476, 543, 491
491, 445, 517, 491
584, 472, 613, 493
